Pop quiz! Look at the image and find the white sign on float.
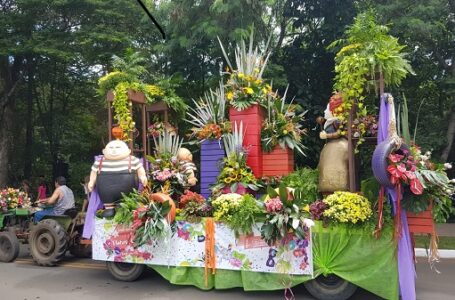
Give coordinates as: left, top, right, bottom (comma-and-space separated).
92, 218, 313, 276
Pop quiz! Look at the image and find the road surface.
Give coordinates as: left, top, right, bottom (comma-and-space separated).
0, 248, 454, 300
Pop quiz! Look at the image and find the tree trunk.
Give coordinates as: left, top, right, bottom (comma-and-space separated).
23, 56, 35, 179
441, 100, 455, 162
0, 106, 14, 186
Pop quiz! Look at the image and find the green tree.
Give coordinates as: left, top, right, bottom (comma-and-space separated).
374, 0, 455, 162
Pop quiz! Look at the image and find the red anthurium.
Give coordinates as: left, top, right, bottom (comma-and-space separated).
410, 178, 423, 195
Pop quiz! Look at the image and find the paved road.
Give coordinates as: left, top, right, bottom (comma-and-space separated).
1, 249, 454, 300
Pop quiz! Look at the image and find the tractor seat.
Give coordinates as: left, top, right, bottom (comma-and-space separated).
63, 208, 78, 219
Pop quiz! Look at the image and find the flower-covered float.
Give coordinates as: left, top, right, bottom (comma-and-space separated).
86, 16, 454, 300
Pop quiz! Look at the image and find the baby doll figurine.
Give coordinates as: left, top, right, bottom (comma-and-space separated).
88, 140, 148, 217
177, 147, 198, 187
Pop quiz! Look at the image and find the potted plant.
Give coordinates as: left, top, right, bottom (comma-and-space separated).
186, 83, 231, 198
211, 122, 260, 195
262, 91, 307, 176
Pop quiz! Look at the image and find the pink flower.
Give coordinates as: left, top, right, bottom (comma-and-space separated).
410, 178, 423, 195
388, 153, 404, 163
265, 197, 283, 213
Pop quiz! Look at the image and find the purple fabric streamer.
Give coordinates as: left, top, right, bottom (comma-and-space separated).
82, 155, 104, 239
82, 187, 104, 239
378, 94, 416, 300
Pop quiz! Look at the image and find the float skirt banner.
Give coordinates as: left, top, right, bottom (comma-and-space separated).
92, 218, 313, 276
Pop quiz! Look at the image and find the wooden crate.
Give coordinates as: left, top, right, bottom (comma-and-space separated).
406, 204, 434, 234
200, 139, 225, 199
229, 104, 265, 178
262, 145, 294, 176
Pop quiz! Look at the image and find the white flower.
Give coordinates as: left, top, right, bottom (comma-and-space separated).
303, 218, 315, 228
450, 179, 455, 184
444, 163, 453, 170
421, 155, 429, 161
425, 151, 432, 157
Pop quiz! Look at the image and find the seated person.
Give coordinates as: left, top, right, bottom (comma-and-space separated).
34, 176, 75, 223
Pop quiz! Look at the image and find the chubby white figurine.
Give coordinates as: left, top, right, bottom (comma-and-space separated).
88, 140, 147, 217
177, 147, 197, 187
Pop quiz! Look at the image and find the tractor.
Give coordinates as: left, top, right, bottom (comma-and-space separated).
0, 207, 91, 266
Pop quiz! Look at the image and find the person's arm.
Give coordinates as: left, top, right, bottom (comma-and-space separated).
40, 188, 61, 205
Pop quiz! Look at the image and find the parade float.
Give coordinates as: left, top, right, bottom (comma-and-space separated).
0, 13, 445, 300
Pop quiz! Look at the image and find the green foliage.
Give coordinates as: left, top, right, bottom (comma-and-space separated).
282, 168, 320, 206
226, 194, 263, 236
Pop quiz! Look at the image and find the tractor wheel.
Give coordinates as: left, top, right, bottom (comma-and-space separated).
0, 231, 20, 262
106, 262, 145, 282
304, 274, 357, 300
29, 219, 67, 266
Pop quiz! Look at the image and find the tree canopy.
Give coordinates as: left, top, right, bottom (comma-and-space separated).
1, 0, 454, 190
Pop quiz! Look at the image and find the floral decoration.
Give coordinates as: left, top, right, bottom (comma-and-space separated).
0, 188, 32, 211
387, 148, 423, 195
262, 92, 307, 155
322, 191, 372, 224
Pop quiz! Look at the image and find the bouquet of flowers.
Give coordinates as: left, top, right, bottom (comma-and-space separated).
186, 83, 231, 141
352, 114, 378, 138
0, 188, 32, 212
147, 130, 188, 198
322, 191, 373, 224
219, 31, 276, 111
261, 91, 307, 155
211, 122, 260, 194
387, 147, 424, 195
114, 190, 174, 248
147, 121, 176, 138
401, 146, 455, 222
260, 184, 314, 246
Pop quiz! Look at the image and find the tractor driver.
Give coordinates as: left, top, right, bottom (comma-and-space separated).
34, 176, 75, 223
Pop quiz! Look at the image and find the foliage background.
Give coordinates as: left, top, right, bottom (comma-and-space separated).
1, 0, 454, 199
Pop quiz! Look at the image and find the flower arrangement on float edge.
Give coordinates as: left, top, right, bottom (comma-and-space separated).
0, 188, 32, 211
211, 193, 262, 236
260, 184, 314, 246
211, 122, 260, 194
399, 146, 455, 222
186, 82, 231, 141
114, 190, 173, 248
262, 89, 307, 155
322, 191, 373, 224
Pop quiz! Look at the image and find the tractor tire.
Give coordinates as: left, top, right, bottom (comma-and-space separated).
106, 262, 145, 282
29, 219, 67, 266
304, 274, 357, 300
0, 231, 20, 262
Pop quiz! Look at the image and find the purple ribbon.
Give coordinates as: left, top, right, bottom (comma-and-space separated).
82, 187, 103, 239
378, 94, 416, 300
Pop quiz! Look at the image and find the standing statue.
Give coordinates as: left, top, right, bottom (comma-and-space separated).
88, 140, 148, 217
317, 93, 349, 192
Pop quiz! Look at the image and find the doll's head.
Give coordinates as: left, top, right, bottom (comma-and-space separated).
177, 147, 193, 162
102, 140, 131, 160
